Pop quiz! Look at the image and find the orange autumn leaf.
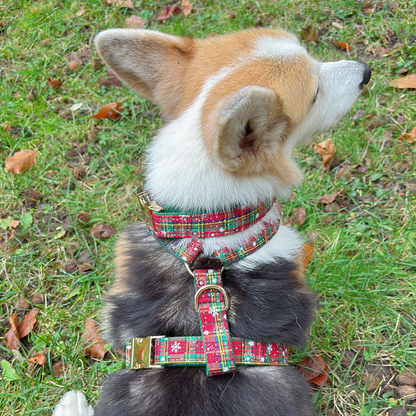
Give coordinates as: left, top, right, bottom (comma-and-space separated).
302, 243, 314, 269
297, 355, 329, 386
155, 5, 181, 21
390, 74, 416, 90
105, 0, 134, 8
400, 127, 416, 144
5, 150, 38, 174
91, 102, 123, 120
28, 351, 47, 366
181, 0, 193, 17
82, 318, 107, 359
5, 309, 39, 350
47, 78, 62, 90
125, 15, 147, 29
332, 41, 353, 51
313, 139, 336, 171
302, 26, 319, 42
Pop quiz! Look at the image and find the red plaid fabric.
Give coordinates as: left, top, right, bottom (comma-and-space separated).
194, 269, 235, 376
152, 337, 288, 366
150, 200, 274, 239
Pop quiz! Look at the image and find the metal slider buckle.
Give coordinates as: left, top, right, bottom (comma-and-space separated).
130, 336, 165, 369
137, 191, 163, 230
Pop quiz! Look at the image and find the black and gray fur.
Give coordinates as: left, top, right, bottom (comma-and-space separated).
95, 223, 316, 416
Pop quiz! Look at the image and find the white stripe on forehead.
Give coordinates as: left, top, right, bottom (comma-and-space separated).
254, 36, 307, 59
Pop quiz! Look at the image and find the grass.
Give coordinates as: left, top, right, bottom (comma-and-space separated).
0, 0, 415, 415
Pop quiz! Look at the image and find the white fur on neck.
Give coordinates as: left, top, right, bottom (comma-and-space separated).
145, 66, 293, 212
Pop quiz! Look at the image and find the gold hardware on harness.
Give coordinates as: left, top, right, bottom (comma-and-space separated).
130, 336, 165, 369
137, 191, 163, 229
194, 285, 230, 312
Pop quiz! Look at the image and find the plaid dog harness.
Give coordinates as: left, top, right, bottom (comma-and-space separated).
126, 192, 287, 376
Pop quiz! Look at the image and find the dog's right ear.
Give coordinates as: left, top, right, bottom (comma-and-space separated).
95, 29, 195, 113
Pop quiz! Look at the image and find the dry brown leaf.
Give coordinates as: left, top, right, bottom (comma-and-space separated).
82, 318, 107, 359
125, 15, 147, 29
91, 102, 123, 120
362, 2, 372, 15
5, 309, 39, 350
5, 150, 38, 174
302, 243, 314, 269
105, 0, 134, 8
155, 5, 181, 21
47, 78, 62, 90
181, 0, 193, 17
400, 127, 416, 143
293, 207, 307, 226
319, 191, 339, 205
302, 26, 319, 42
1, 123, 12, 132
313, 139, 336, 170
390, 74, 416, 90
332, 41, 353, 51
28, 351, 47, 366
91, 223, 116, 239
297, 355, 329, 385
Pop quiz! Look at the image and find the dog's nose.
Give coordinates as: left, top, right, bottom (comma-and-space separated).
359, 62, 372, 88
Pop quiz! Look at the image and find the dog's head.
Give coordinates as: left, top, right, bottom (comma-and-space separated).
96, 29, 370, 205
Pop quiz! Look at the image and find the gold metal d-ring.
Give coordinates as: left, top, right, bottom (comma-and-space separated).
194, 285, 229, 312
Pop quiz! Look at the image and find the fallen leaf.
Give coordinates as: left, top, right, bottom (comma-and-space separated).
400, 127, 416, 144
1, 123, 12, 132
362, 2, 372, 15
297, 355, 329, 385
68, 60, 81, 72
47, 78, 62, 90
105, 0, 134, 8
313, 139, 336, 170
5, 150, 37, 174
125, 15, 147, 28
0, 360, 20, 381
293, 207, 307, 226
302, 243, 314, 269
104, 70, 122, 87
28, 351, 47, 366
390, 74, 416, 90
82, 318, 107, 359
52, 362, 67, 378
181, 0, 193, 17
5, 309, 39, 350
373, 45, 388, 59
302, 26, 319, 42
332, 41, 353, 51
91, 102, 123, 119
91, 223, 116, 239
319, 191, 339, 204
155, 5, 181, 21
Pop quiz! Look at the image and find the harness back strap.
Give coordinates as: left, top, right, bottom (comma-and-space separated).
193, 269, 235, 376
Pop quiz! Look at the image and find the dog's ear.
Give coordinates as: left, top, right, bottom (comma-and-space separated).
214, 86, 291, 173
95, 29, 194, 111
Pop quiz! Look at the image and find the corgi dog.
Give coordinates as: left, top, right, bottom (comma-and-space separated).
53, 28, 371, 416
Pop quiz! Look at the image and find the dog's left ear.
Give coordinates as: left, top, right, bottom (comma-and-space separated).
95, 29, 194, 113
214, 86, 290, 173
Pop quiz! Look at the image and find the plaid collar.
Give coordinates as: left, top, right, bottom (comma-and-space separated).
138, 192, 281, 266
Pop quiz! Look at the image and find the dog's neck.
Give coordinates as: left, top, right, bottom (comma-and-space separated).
145, 100, 300, 212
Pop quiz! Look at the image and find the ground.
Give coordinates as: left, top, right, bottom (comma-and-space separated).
0, 0, 415, 415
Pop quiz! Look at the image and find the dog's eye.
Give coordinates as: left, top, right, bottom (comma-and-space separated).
312, 83, 320, 104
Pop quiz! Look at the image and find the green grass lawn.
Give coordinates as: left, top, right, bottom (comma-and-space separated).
1, 0, 415, 415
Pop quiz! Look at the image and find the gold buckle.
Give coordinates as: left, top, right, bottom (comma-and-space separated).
137, 191, 163, 229
129, 336, 165, 369
194, 285, 230, 312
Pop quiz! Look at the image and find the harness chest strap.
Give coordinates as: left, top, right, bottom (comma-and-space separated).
126, 336, 288, 369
